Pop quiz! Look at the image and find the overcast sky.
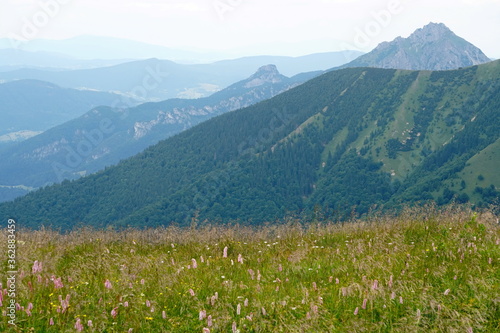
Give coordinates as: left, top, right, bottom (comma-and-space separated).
1, 0, 499, 59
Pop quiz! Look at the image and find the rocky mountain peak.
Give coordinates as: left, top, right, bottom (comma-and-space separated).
408, 22, 453, 42
347, 22, 491, 70
245, 64, 286, 88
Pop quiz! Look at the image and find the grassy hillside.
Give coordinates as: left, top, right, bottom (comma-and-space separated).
1, 206, 499, 332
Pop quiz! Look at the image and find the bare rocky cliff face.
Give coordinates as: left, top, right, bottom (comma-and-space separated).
347, 23, 491, 70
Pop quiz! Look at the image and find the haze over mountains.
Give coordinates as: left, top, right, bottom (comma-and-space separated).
0, 65, 314, 202
0, 22, 497, 229
0, 50, 362, 100
0, 35, 225, 63
0, 80, 133, 139
0, 48, 132, 71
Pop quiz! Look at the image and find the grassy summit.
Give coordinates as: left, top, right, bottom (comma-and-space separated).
1, 206, 499, 332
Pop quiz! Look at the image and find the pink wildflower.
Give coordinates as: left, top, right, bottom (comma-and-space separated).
354, 307, 359, 315
32, 261, 42, 274
199, 310, 207, 320
223, 246, 228, 258
53, 277, 64, 289
192, 258, 198, 269
111, 307, 118, 318
104, 279, 112, 290
74, 318, 83, 332
49, 317, 54, 325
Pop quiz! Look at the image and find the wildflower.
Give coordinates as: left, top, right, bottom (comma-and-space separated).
75, 318, 84, 332
140, 279, 145, 285
49, 318, 54, 325
232, 321, 238, 333
87, 320, 93, 327
399, 296, 404, 304
354, 307, 359, 315
162, 311, 167, 319
124, 301, 129, 307
53, 276, 64, 289
391, 292, 396, 300
146, 300, 151, 307
32, 261, 42, 274
237, 254, 244, 264
388, 275, 393, 288
203, 329, 211, 333
199, 310, 207, 320
244, 298, 249, 307
278, 264, 283, 272
105, 279, 112, 290
223, 246, 228, 258
25, 303, 33, 316
261, 307, 267, 316
207, 315, 213, 327
362, 298, 367, 309
111, 307, 118, 318
248, 269, 255, 279
372, 280, 379, 290
237, 303, 241, 315
189, 289, 196, 296
444, 289, 451, 295
192, 258, 198, 269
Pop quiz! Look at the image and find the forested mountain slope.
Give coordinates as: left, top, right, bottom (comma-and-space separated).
2, 61, 499, 230
0, 65, 309, 202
